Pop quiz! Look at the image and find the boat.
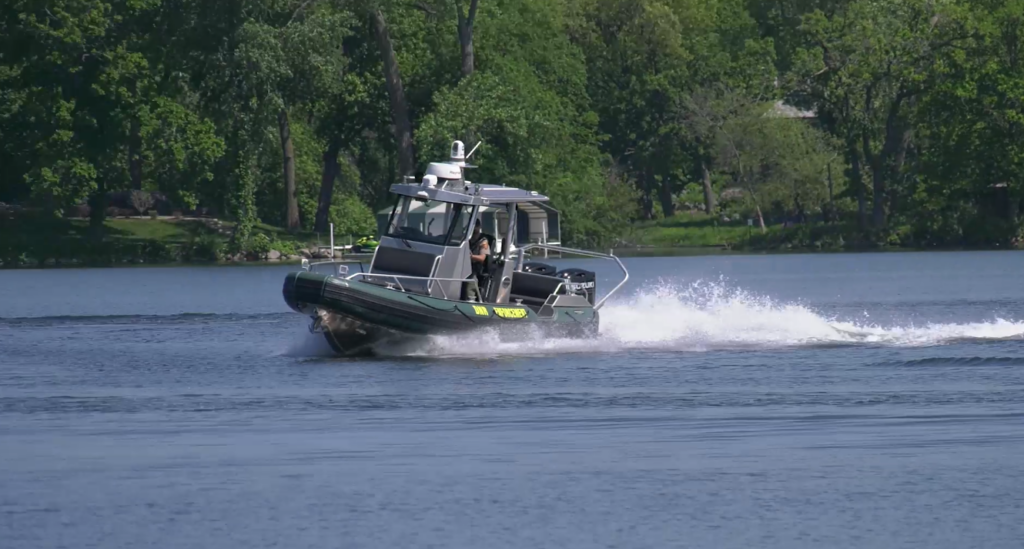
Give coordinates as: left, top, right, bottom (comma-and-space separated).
351, 235, 379, 253
281, 140, 629, 355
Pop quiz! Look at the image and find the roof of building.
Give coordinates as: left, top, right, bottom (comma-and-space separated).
765, 100, 817, 119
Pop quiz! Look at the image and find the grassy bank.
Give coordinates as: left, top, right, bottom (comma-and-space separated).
624, 212, 834, 250
0, 215, 332, 268
624, 212, 1024, 253
627, 213, 755, 249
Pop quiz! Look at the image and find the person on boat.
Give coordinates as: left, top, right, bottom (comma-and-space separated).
465, 220, 491, 302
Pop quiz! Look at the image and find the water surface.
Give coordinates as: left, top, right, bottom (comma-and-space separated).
3, 251, 1024, 548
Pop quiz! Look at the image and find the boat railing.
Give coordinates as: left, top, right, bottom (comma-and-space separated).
341, 271, 575, 306
513, 243, 628, 311
303, 245, 626, 309
304, 255, 465, 301
301, 258, 369, 277
343, 271, 475, 301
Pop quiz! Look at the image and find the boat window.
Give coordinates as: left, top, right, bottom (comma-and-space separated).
384, 196, 474, 246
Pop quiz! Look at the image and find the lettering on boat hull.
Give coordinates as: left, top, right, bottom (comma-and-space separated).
493, 307, 528, 319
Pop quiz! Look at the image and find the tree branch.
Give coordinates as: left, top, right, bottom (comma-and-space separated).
467, 0, 479, 28
413, 1, 436, 16
288, 0, 319, 26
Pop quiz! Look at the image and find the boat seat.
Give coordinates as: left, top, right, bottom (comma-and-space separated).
509, 271, 564, 309
367, 245, 439, 294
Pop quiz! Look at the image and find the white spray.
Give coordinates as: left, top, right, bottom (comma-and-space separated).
401, 279, 1024, 357
284, 279, 1024, 358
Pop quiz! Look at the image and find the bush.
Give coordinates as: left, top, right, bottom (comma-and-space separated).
185, 233, 223, 262
247, 232, 272, 256
270, 239, 298, 256
329, 194, 376, 238
141, 241, 176, 263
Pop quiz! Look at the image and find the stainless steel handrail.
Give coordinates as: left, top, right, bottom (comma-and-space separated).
514, 243, 629, 311
344, 271, 475, 301
344, 271, 573, 305
306, 253, 459, 300
301, 258, 368, 276
426, 254, 442, 297
302, 244, 627, 309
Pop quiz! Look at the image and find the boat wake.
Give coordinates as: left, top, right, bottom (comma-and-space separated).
369, 279, 1024, 358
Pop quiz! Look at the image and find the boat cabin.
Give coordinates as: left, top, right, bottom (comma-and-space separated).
365, 141, 572, 308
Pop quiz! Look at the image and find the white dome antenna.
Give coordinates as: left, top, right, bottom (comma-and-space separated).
449, 139, 481, 168
450, 140, 466, 165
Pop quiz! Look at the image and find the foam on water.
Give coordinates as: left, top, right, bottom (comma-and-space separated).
278, 279, 1024, 358
388, 279, 1024, 358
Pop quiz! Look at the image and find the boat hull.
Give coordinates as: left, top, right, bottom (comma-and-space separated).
282, 271, 599, 355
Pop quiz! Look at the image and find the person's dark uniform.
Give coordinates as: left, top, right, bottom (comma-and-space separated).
466, 221, 490, 302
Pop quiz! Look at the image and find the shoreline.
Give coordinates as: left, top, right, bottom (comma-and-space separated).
3, 243, 1022, 270
5, 215, 1020, 270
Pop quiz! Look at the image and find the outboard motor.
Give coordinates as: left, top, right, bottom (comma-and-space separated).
556, 268, 597, 305
523, 261, 557, 276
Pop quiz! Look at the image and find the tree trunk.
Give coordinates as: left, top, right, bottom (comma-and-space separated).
870, 163, 886, 229
456, 0, 479, 79
279, 108, 299, 231
745, 182, 766, 233
640, 167, 655, 220
456, 0, 478, 149
848, 141, 866, 230
129, 118, 143, 191
315, 140, 341, 234
658, 173, 675, 218
890, 128, 913, 218
869, 91, 910, 230
826, 160, 836, 224
701, 160, 715, 214
372, 8, 416, 177
861, 130, 886, 230
88, 179, 108, 240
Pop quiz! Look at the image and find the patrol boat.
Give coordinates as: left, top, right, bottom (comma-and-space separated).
281, 140, 629, 355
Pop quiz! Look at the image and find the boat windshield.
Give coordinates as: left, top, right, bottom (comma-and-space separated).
384, 196, 474, 246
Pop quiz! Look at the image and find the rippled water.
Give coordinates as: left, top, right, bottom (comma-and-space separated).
3, 251, 1024, 548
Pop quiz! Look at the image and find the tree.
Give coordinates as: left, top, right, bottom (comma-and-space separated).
417, 0, 636, 246
0, 0, 225, 234
909, 0, 1024, 245
4, 0, 1024, 258
791, 0, 972, 229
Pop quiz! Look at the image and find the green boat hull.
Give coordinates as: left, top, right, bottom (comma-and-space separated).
282, 271, 599, 355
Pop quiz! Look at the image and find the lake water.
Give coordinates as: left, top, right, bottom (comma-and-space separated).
2, 251, 1024, 548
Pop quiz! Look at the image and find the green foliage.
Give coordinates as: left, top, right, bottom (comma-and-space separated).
270, 239, 299, 256
3, 0, 1024, 265
141, 241, 176, 263
182, 233, 223, 262
145, 98, 225, 211
329, 194, 377, 238
247, 233, 272, 257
